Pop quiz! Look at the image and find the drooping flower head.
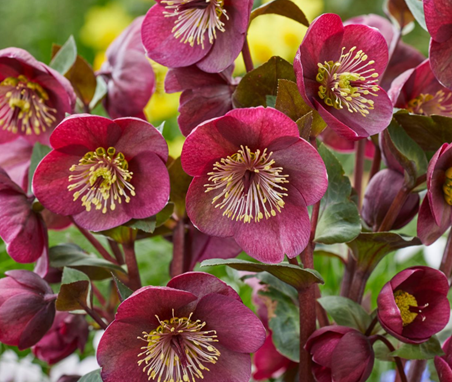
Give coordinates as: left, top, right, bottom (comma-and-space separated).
33, 115, 170, 232
0, 270, 56, 350
97, 272, 266, 382
181, 107, 328, 263
377, 266, 450, 344
141, 0, 254, 73
418, 142, 452, 244
389, 59, 452, 117
165, 64, 239, 136
99, 16, 155, 120
294, 13, 393, 140
0, 137, 33, 192
0, 48, 75, 144
435, 336, 452, 381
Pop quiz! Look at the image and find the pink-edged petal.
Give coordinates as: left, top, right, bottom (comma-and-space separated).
270, 138, 327, 206
388, 68, 416, 106
194, 293, 266, 353
113, 117, 168, 162
142, 4, 210, 68
196, 0, 253, 73
435, 356, 452, 381
186, 175, 236, 237
424, 0, 452, 43
430, 38, 452, 90
233, 186, 310, 263
164, 65, 228, 93
49, 115, 122, 151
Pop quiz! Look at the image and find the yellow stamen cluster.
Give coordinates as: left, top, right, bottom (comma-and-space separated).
204, 146, 289, 223
316, 46, 380, 117
407, 90, 452, 116
137, 311, 220, 382
394, 290, 418, 326
0, 75, 57, 135
67, 147, 135, 213
443, 168, 452, 205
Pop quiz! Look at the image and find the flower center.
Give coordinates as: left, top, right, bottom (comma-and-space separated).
407, 90, 452, 116
137, 312, 220, 382
0, 75, 57, 135
67, 147, 135, 214
394, 290, 418, 326
443, 168, 452, 205
204, 146, 289, 223
162, 0, 228, 48
316, 46, 380, 117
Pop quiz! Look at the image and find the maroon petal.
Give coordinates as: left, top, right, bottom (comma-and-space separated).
165, 65, 229, 93
435, 356, 452, 381
377, 282, 404, 337
0, 138, 33, 192
424, 0, 452, 43
5, 270, 52, 294
18, 301, 56, 350
430, 38, 452, 90
142, 4, 210, 68
194, 293, 266, 353
253, 333, 292, 380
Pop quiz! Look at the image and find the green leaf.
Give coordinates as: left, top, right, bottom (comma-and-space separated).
28, 142, 52, 195
347, 232, 422, 275
49, 244, 125, 280
374, 336, 398, 362
156, 202, 175, 226
315, 143, 361, 244
127, 217, 156, 233
168, 157, 193, 218
56, 267, 91, 311
50, 36, 77, 75
317, 296, 372, 333
112, 274, 133, 302
394, 110, 452, 151
255, 272, 298, 302
78, 369, 102, 382
405, 0, 427, 31
266, 95, 277, 108
269, 293, 300, 362
201, 258, 323, 290
89, 75, 108, 110
232, 56, 296, 108
391, 335, 444, 359
250, 0, 309, 27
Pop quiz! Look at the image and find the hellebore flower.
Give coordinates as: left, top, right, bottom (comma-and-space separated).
97, 272, 266, 382
377, 266, 450, 344
165, 64, 239, 136
0, 270, 56, 350
435, 336, 452, 381
305, 326, 374, 382
32, 312, 89, 365
424, 0, 452, 89
0, 48, 76, 144
181, 107, 328, 263
141, 0, 253, 73
362, 169, 419, 231
0, 167, 48, 264
0, 137, 33, 192
320, 128, 375, 159
33, 115, 170, 232
389, 59, 452, 116
294, 13, 393, 140
417, 142, 452, 244
99, 16, 155, 120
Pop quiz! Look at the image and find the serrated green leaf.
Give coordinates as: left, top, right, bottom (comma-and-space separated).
56, 267, 91, 311
405, 0, 427, 31
315, 143, 361, 244
78, 369, 102, 382
201, 258, 323, 290
50, 36, 77, 75
89, 75, 108, 110
28, 142, 52, 195
250, 0, 309, 26
391, 335, 444, 359
112, 273, 133, 302
317, 296, 372, 332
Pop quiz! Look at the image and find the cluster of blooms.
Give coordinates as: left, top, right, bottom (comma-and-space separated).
3, 0, 452, 381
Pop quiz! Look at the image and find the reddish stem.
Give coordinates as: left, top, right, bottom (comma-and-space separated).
440, 229, 452, 278
407, 360, 427, 382
123, 236, 141, 291
170, 219, 186, 277
92, 283, 106, 306
109, 240, 125, 265
79, 301, 108, 330
354, 139, 366, 211
371, 335, 407, 382
377, 186, 410, 232
369, 144, 381, 181
340, 250, 356, 298
242, 36, 254, 73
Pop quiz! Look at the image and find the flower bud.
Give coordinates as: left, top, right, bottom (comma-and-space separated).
377, 266, 450, 344
362, 169, 419, 230
435, 337, 452, 381
32, 312, 89, 365
0, 270, 56, 349
305, 326, 374, 382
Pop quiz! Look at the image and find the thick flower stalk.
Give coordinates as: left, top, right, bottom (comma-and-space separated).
377, 266, 450, 344
294, 13, 393, 140
181, 107, 328, 263
141, 0, 253, 73
0, 48, 75, 144
97, 272, 266, 382
32, 115, 170, 231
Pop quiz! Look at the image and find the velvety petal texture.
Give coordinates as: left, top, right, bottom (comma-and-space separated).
294, 13, 393, 140
0, 137, 33, 192
320, 129, 375, 159
0, 48, 75, 145
377, 266, 450, 344
100, 17, 155, 119
0, 270, 56, 350
97, 272, 265, 382
33, 115, 170, 231
181, 107, 328, 263
142, 0, 253, 73
435, 337, 452, 382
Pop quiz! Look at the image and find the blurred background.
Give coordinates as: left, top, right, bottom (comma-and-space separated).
0, 0, 437, 381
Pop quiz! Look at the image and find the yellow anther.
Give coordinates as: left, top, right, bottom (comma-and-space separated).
394, 290, 418, 326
